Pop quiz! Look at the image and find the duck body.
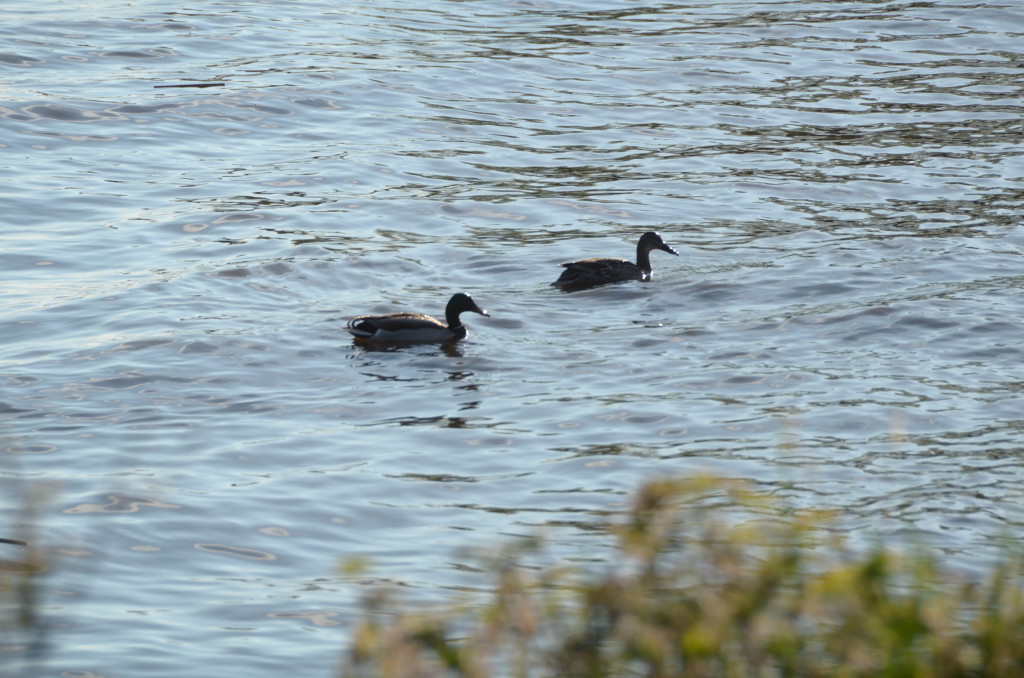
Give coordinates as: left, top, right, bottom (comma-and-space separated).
348, 292, 489, 344
552, 231, 679, 290
553, 257, 648, 287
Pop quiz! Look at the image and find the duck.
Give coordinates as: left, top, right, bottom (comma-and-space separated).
552, 231, 679, 290
348, 292, 489, 344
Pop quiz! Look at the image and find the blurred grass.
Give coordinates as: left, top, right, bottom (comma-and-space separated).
339, 476, 1024, 678
1, 484, 52, 676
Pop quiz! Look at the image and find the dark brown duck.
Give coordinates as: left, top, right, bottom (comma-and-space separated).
552, 231, 679, 290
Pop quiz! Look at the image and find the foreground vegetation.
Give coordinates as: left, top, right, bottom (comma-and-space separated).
0, 487, 49, 675
340, 477, 1024, 678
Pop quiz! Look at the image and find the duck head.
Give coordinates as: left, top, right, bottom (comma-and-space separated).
639, 231, 679, 257
445, 292, 489, 327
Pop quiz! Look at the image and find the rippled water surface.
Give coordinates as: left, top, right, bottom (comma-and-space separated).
3, 0, 1024, 674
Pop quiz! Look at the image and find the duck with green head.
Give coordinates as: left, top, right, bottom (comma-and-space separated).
552, 231, 679, 290
348, 292, 489, 344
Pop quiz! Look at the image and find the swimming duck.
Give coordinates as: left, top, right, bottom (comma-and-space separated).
347, 292, 489, 343
552, 231, 679, 290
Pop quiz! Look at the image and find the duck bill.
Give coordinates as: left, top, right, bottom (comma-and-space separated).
661, 244, 679, 256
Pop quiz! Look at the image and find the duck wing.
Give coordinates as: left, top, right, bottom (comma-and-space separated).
561, 257, 630, 272
348, 312, 445, 333
554, 257, 641, 285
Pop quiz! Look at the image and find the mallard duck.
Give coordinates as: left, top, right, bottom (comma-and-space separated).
348, 292, 489, 343
552, 231, 679, 290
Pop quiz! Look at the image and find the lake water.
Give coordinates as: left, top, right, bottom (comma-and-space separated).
2, 0, 1023, 675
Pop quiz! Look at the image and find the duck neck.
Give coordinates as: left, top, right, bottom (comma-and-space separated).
445, 308, 463, 332
635, 242, 653, 275
445, 310, 468, 339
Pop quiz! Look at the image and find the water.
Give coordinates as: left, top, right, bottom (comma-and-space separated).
2, 0, 1023, 674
